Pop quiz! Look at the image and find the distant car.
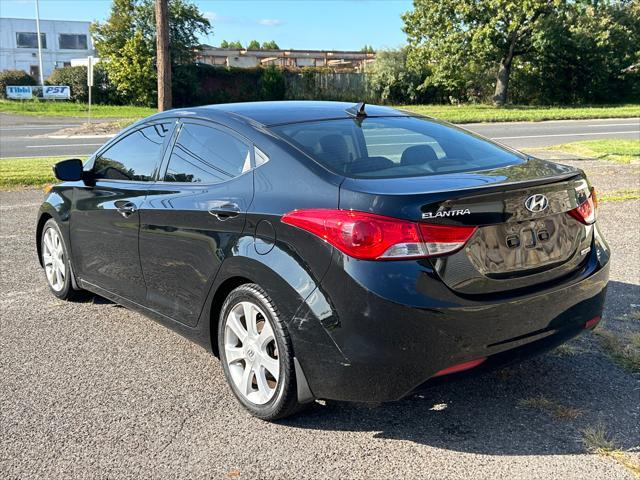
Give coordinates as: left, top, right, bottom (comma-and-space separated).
37, 101, 609, 420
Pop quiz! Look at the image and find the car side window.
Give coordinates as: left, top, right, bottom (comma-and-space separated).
93, 123, 171, 181
164, 123, 251, 183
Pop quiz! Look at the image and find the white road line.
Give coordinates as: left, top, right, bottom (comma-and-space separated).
584, 123, 639, 127
0, 125, 79, 131
491, 130, 640, 140
462, 117, 640, 126
26, 143, 103, 148
0, 154, 84, 159
47, 134, 114, 139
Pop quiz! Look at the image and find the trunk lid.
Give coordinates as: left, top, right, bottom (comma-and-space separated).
339, 158, 594, 294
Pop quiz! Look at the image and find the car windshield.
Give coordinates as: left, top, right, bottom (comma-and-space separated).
271, 116, 525, 178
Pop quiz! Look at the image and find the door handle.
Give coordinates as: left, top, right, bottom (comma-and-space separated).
115, 201, 137, 218
208, 202, 241, 220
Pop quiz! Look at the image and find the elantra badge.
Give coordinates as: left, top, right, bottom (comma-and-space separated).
422, 208, 471, 219
525, 194, 549, 213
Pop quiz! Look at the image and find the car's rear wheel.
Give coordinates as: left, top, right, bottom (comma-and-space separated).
41, 219, 78, 300
218, 284, 302, 420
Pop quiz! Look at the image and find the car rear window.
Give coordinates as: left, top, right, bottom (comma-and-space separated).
271, 116, 525, 178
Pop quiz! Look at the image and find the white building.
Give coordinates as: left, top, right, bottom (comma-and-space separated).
0, 17, 93, 81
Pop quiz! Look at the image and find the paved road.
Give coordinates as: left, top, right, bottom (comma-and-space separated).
1, 113, 638, 158
465, 117, 639, 149
0, 114, 115, 159
1, 160, 638, 478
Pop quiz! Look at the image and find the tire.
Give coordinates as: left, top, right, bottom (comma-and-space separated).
40, 219, 80, 300
218, 283, 302, 420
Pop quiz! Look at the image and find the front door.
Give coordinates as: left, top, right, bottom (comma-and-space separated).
139, 120, 255, 326
70, 122, 173, 301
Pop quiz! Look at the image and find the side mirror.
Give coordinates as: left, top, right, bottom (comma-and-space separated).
53, 159, 83, 182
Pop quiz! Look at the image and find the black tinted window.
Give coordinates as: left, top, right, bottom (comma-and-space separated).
93, 123, 170, 181
16, 32, 46, 48
58, 33, 88, 50
164, 123, 251, 183
272, 117, 525, 178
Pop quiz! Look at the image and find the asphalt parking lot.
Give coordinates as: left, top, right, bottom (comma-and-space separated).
1, 159, 639, 479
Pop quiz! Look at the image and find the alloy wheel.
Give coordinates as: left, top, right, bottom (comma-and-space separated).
224, 300, 280, 405
42, 227, 66, 292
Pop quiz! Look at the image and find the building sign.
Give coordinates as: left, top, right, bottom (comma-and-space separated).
6, 86, 33, 99
43, 86, 71, 99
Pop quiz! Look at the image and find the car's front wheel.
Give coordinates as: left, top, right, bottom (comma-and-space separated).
218, 284, 302, 420
41, 219, 78, 300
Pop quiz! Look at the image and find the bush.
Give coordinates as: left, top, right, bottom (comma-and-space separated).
173, 64, 288, 107
0, 70, 37, 99
46, 65, 118, 104
46, 66, 87, 102
368, 48, 441, 104
259, 66, 285, 100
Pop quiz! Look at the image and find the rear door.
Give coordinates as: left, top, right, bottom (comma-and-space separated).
139, 119, 255, 326
71, 122, 173, 301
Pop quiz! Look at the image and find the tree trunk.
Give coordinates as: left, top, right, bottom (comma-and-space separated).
155, 0, 172, 111
493, 36, 517, 106
493, 55, 512, 106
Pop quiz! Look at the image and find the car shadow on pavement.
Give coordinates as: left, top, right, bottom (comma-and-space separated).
282, 280, 639, 456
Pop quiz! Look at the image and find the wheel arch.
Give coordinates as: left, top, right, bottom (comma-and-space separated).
208, 275, 253, 357
35, 211, 53, 267
202, 248, 329, 358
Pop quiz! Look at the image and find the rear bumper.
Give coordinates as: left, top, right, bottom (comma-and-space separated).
292, 224, 610, 402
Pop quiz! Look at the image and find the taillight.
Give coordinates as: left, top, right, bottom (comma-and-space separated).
281, 209, 477, 260
568, 187, 597, 225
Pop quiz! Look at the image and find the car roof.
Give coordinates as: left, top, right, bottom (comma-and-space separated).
152, 101, 411, 127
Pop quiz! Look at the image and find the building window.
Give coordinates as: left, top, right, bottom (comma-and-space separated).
16, 32, 47, 49
30, 65, 40, 78
59, 34, 88, 50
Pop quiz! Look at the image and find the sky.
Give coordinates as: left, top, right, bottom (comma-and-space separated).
0, 0, 413, 51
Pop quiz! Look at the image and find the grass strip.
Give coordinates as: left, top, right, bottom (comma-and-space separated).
0, 156, 66, 189
401, 104, 640, 123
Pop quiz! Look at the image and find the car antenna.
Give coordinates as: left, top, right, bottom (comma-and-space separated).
346, 102, 367, 126
346, 102, 366, 118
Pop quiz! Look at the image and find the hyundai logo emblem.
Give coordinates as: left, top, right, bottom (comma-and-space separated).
525, 194, 549, 213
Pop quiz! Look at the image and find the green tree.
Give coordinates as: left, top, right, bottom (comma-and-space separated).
107, 31, 157, 106
134, 0, 211, 64
509, 1, 640, 104
227, 41, 243, 49
360, 45, 375, 53
91, 0, 211, 106
247, 39, 261, 50
403, 0, 563, 105
262, 40, 279, 50
368, 48, 429, 104
220, 40, 229, 48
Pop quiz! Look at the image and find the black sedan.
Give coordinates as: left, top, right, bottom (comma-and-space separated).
37, 101, 609, 420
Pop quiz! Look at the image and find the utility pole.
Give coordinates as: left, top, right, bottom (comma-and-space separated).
34, 0, 45, 86
155, 0, 172, 111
